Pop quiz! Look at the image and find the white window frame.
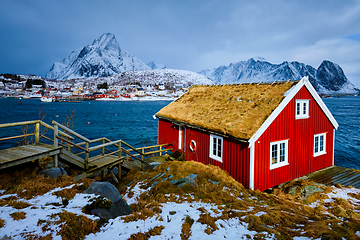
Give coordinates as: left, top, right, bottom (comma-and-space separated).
209, 134, 223, 162
295, 100, 309, 119
314, 133, 326, 157
270, 140, 289, 170
178, 126, 183, 150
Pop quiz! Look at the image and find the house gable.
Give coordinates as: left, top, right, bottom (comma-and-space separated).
249, 78, 338, 190
248, 77, 339, 148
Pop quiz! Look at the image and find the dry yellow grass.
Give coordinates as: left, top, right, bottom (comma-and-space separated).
34, 210, 98, 240
0, 218, 4, 228
118, 160, 360, 239
10, 211, 26, 220
181, 215, 194, 240
128, 226, 165, 240
156, 81, 297, 139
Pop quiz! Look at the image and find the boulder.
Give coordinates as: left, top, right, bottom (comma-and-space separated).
84, 182, 132, 219
39, 167, 67, 179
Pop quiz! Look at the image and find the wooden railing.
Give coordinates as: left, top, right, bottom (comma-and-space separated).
52, 121, 173, 170
0, 120, 73, 146
0, 120, 173, 171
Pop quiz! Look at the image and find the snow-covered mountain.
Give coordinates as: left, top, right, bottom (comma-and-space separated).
102, 68, 214, 87
199, 58, 358, 94
46, 33, 150, 80
146, 61, 166, 70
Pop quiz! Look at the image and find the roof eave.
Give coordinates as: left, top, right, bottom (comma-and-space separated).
156, 114, 250, 143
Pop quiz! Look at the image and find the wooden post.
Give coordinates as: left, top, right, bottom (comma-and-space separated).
85, 142, 89, 170
159, 146, 162, 156
35, 122, 40, 145
118, 142, 122, 158
118, 163, 121, 181
67, 138, 71, 152
102, 139, 105, 155
54, 124, 58, 167
141, 148, 145, 169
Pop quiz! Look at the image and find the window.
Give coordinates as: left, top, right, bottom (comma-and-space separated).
296, 100, 309, 119
270, 140, 288, 169
210, 134, 223, 162
314, 133, 326, 157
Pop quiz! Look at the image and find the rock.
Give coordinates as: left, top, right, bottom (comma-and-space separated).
39, 167, 67, 179
151, 172, 166, 181
84, 182, 122, 203
170, 174, 197, 188
288, 186, 298, 196
91, 200, 132, 219
188, 174, 197, 181
208, 179, 220, 185
152, 181, 159, 188
84, 182, 132, 219
300, 185, 324, 199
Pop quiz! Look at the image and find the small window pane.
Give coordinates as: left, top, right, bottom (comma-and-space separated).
319, 135, 324, 152
296, 103, 300, 115
280, 143, 285, 162
217, 139, 222, 157
271, 144, 278, 164
303, 102, 307, 115
314, 136, 319, 153
213, 138, 217, 155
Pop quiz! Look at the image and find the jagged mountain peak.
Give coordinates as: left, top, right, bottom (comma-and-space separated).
199, 58, 358, 94
91, 33, 119, 51
46, 33, 150, 80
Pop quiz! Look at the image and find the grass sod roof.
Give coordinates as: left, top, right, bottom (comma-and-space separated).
156, 81, 299, 140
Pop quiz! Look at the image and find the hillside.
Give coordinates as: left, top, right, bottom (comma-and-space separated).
0, 160, 359, 239
108, 68, 214, 86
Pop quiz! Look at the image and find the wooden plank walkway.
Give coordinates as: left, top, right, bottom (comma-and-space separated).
306, 166, 360, 188
0, 143, 61, 170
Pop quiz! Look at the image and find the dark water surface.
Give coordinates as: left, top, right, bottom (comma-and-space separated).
0, 97, 359, 170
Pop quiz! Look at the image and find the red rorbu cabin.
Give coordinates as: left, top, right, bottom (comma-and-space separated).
155, 77, 339, 191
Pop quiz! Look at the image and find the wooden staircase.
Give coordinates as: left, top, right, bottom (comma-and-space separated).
0, 120, 172, 183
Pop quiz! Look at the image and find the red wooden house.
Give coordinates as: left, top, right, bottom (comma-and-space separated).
156, 77, 339, 191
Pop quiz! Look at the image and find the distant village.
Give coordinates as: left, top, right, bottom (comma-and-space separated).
0, 74, 188, 101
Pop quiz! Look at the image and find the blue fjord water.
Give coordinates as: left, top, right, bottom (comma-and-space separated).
0, 97, 359, 170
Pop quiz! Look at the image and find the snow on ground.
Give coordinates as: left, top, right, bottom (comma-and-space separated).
308, 186, 360, 213
0, 185, 98, 240
1, 183, 360, 239
85, 201, 261, 240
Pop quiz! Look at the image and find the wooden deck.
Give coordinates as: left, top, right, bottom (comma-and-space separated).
306, 166, 360, 188
0, 143, 61, 170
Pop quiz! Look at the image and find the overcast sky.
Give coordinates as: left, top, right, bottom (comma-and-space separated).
1, 0, 360, 87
